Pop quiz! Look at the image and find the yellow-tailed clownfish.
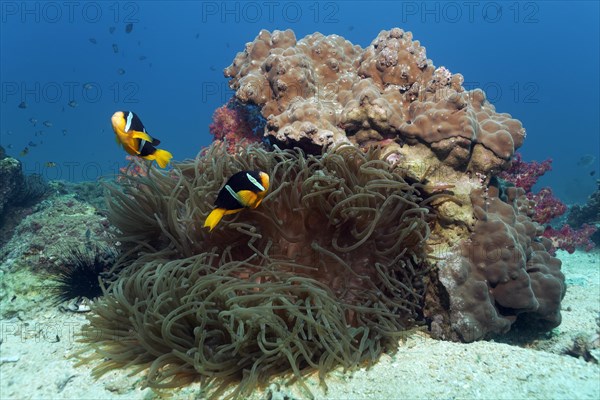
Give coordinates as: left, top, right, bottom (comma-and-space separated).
111, 111, 173, 168
204, 170, 270, 231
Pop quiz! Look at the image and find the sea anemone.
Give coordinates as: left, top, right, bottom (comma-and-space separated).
75, 143, 432, 399
48, 244, 116, 306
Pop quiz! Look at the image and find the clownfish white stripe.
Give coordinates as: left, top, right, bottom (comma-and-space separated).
125, 112, 133, 132
247, 172, 265, 191
225, 184, 241, 202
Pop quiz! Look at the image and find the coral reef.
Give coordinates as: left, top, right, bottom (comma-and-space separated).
543, 224, 597, 254
76, 143, 433, 398
0, 194, 112, 319
51, 180, 108, 211
0, 146, 25, 217
568, 181, 600, 227
1, 147, 50, 214
13, 174, 50, 206
0, 170, 111, 319
209, 98, 266, 153
435, 185, 566, 341
0, 146, 52, 250
118, 155, 148, 178
567, 180, 600, 247
499, 153, 552, 192
499, 153, 566, 225
224, 28, 525, 175
221, 28, 566, 343
527, 187, 567, 225
500, 153, 596, 253
70, 28, 571, 397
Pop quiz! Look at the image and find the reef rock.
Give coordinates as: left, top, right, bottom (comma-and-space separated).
224, 29, 563, 343
568, 180, 600, 227
0, 147, 24, 218
435, 185, 565, 341
225, 28, 525, 176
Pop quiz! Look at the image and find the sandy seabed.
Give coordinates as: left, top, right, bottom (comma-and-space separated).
0, 250, 598, 400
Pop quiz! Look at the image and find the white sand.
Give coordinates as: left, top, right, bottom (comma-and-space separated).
1, 250, 598, 400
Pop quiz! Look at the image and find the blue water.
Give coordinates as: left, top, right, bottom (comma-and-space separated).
1, 1, 598, 204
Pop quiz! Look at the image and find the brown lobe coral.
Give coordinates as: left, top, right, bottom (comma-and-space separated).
224, 28, 526, 176
436, 185, 566, 342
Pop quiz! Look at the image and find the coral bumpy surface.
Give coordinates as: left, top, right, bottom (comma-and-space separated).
77, 144, 432, 398
225, 28, 525, 176
438, 185, 565, 341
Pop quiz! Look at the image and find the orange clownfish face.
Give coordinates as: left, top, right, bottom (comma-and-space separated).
111, 111, 128, 141
203, 170, 270, 231
110, 111, 173, 168
111, 111, 144, 155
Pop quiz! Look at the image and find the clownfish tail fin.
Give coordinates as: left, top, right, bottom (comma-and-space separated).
204, 208, 226, 231
150, 149, 173, 168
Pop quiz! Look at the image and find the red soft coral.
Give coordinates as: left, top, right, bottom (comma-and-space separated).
209, 99, 265, 153
543, 224, 598, 254
500, 153, 552, 192
500, 152, 595, 253
527, 187, 567, 225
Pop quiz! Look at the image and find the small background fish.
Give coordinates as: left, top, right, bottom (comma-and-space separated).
577, 154, 596, 167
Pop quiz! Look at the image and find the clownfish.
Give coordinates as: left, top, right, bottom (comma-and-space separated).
111, 111, 173, 168
204, 170, 270, 231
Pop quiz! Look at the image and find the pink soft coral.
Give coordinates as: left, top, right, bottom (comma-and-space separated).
209, 99, 265, 153
543, 224, 598, 254
526, 187, 567, 225
500, 153, 552, 192
117, 155, 148, 183
500, 152, 596, 253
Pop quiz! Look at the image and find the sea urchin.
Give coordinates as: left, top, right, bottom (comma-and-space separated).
48, 244, 116, 306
